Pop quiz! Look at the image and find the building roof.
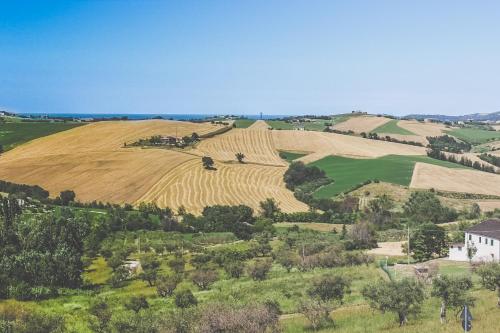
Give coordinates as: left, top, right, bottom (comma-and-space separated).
466, 219, 500, 240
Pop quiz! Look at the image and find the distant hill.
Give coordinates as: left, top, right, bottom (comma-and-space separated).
404, 111, 500, 122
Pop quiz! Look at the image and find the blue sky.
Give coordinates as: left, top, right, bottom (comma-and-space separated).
1, 1, 500, 116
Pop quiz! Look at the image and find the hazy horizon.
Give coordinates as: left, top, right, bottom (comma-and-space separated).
2, 1, 500, 116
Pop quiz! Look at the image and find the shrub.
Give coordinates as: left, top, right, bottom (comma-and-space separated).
247, 259, 273, 281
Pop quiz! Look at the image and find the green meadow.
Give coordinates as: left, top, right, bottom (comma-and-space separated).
0, 121, 84, 150
233, 118, 256, 128
373, 119, 415, 135
446, 127, 500, 145
310, 155, 466, 198
279, 151, 307, 162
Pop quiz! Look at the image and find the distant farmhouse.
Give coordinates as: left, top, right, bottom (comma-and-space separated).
449, 219, 500, 262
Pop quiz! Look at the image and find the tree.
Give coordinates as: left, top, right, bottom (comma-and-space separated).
59, 190, 76, 206
274, 247, 299, 273
408, 223, 447, 262
139, 254, 160, 286
476, 262, 500, 307
125, 295, 149, 313
300, 274, 351, 329
431, 275, 474, 323
223, 259, 245, 279
174, 289, 198, 309
89, 298, 112, 333
362, 278, 425, 326
259, 198, 281, 219
190, 269, 218, 290
0, 144, 3, 156
345, 222, 377, 249
368, 194, 395, 229
168, 255, 186, 275
235, 152, 245, 163
247, 258, 273, 281
156, 274, 181, 297
403, 191, 457, 224
202, 156, 215, 170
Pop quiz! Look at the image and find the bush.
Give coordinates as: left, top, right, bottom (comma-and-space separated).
247, 259, 273, 281
8, 283, 57, 301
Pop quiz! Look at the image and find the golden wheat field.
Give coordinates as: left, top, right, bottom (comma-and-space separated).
396, 119, 448, 137
332, 115, 391, 133
193, 128, 286, 166
271, 130, 426, 163
0, 120, 308, 213
135, 159, 308, 214
410, 162, 500, 196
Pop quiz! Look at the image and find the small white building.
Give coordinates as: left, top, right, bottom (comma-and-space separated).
448, 219, 500, 262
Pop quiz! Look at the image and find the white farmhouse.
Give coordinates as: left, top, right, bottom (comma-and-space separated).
448, 219, 500, 262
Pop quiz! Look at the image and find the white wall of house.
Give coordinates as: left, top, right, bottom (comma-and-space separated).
449, 244, 467, 261
465, 232, 500, 262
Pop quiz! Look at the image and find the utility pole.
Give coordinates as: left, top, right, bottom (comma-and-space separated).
407, 225, 410, 265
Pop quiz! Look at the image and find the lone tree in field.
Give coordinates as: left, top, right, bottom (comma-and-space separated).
235, 152, 245, 163
259, 198, 281, 219
59, 190, 76, 206
202, 156, 215, 170
431, 275, 474, 323
300, 274, 351, 330
362, 278, 425, 326
476, 262, 500, 307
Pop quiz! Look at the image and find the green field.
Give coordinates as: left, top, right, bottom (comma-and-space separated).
0, 121, 84, 150
279, 151, 307, 162
310, 155, 466, 198
233, 118, 256, 128
373, 120, 415, 135
445, 128, 500, 145
265, 120, 295, 130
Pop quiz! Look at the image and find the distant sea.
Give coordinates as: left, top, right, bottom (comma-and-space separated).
17, 113, 288, 121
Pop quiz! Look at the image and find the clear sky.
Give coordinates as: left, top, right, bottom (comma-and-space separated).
1, 1, 500, 116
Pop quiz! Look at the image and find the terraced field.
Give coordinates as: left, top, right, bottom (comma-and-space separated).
194, 127, 285, 166
136, 160, 307, 214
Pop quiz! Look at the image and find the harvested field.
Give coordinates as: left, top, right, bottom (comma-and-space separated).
193, 128, 285, 166
332, 115, 391, 133
272, 130, 426, 163
0, 120, 307, 213
368, 241, 404, 256
397, 120, 449, 138
476, 200, 500, 212
135, 160, 308, 214
375, 133, 427, 145
247, 120, 269, 130
275, 222, 349, 233
410, 162, 500, 196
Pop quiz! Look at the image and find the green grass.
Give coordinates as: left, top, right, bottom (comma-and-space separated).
266, 120, 295, 130
310, 155, 467, 198
0, 121, 84, 150
279, 151, 307, 162
446, 128, 500, 145
373, 120, 415, 135
233, 118, 256, 128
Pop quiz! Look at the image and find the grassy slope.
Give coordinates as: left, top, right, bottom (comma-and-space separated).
233, 119, 256, 128
279, 151, 307, 162
266, 120, 295, 130
310, 155, 466, 198
373, 120, 415, 135
0, 121, 85, 150
446, 128, 500, 145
